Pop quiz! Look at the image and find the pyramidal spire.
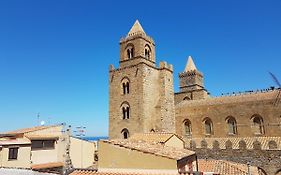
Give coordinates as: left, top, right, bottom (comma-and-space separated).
127, 20, 146, 36
184, 56, 197, 72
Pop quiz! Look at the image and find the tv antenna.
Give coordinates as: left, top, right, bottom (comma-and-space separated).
37, 113, 40, 126
269, 72, 281, 106
74, 126, 86, 137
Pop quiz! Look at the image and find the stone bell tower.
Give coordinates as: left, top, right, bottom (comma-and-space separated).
175, 56, 208, 104
109, 20, 175, 139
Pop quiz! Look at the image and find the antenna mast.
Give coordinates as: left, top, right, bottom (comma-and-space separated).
269, 72, 281, 106
37, 113, 40, 126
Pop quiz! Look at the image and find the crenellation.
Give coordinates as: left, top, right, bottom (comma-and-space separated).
109, 64, 115, 71
168, 64, 173, 71
120, 33, 154, 44
159, 61, 167, 69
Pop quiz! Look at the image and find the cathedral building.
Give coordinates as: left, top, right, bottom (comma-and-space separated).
108, 20, 281, 174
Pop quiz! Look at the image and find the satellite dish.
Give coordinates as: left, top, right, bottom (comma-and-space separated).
40, 121, 45, 126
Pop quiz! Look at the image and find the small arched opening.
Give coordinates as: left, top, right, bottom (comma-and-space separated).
121, 128, 129, 139
144, 44, 151, 59
183, 119, 192, 136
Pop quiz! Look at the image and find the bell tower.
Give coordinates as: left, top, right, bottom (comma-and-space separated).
109, 20, 175, 139
175, 56, 208, 103
119, 20, 156, 68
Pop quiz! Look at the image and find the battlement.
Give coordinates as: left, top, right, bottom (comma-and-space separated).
120, 33, 154, 44
159, 61, 173, 72
177, 88, 280, 107
220, 86, 280, 97
109, 64, 115, 71
179, 69, 203, 78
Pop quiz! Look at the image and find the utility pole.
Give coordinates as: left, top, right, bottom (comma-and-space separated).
62, 124, 73, 175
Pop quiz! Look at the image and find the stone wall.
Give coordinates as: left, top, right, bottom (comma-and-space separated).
176, 90, 281, 138
193, 148, 281, 175
109, 60, 176, 139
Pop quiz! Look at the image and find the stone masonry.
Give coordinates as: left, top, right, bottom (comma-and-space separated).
108, 20, 281, 174
109, 20, 175, 139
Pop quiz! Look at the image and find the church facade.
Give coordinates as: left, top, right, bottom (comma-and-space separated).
108, 20, 281, 174
109, 20, 281, 141
109, 21, 281, 175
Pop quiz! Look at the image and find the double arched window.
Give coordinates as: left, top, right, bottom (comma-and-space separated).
121, 102, 130, 120
126, 44, 134, 59
121, 128, 129, 139
226, 116, 237, 135
183, 119, 192, 136
121, 77, 130, 95
203, 118, 213, 135
251, 114, 264, 135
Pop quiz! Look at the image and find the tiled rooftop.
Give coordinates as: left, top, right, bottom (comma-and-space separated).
198, 159, 259, 175
31, 162, 64, 170
70, 169, 179, 175
3, 125, 61, 135
101, 139, 195, 160
0, 168, 57, 175
129, 133, 178, 143
70, 159, 259, 175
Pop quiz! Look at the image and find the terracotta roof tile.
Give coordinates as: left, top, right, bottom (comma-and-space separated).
101, 139, 195, 160
31, 162, 64, 170
70, 169, 179, 175
198, 159, 259, 175
129, 133, 177, 143
4, 125, 62, 135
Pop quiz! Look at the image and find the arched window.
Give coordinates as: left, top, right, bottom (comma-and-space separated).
121, 102, 130, 119
121, 77, 130, 95
268, 140, 277, 149
251, 114, 264, 135
203, 118, 213, 135
238, 140, 246, 149
126, 44, 134, 59
226, 116, 237, 135
183, 119, 192, 136
144, 45, 151, 59
121, 128, 129, 139
127, 49, 131, 59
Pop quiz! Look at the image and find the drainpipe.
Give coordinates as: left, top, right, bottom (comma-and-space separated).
0, 147, 2, 167
196, 155, 199, 172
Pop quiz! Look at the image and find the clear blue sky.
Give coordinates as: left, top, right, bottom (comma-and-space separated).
0, 0, 280, 136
